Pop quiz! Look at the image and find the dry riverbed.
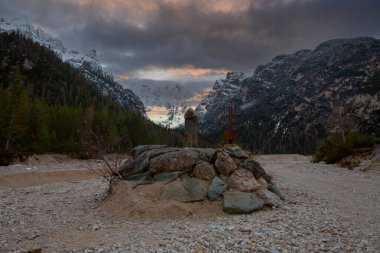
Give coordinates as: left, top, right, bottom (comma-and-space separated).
0, 154, 379, 252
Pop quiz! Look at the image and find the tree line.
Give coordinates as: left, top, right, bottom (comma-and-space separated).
0, 32, 184, 164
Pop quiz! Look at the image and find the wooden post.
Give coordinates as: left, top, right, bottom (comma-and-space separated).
184, 108, 198, 147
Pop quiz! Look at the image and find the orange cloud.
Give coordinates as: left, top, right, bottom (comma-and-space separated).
73, 0, 306, 16
146, 106, 171, 122
74, 0, 251, 16
185, 87, 213, 104
114, 74, 130, 81
166, 65, 229, 76
133, 65, 229, 80
71, 0, 159, 15
116, 64, 229, 82
203, 0, 251, 13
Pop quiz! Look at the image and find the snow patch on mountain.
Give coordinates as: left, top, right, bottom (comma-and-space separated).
0, 16, 145, 115
195, 72, 248, 130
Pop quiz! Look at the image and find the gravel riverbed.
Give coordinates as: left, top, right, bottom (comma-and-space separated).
0, 154, 379, 252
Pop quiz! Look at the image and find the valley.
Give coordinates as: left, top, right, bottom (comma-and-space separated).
0, 2, 379, 253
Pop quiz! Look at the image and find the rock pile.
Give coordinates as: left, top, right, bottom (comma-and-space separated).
119, 145, 284, 214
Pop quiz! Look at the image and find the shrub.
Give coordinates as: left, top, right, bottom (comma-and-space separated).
0, 150, 14, 166
314, 131, 376, 164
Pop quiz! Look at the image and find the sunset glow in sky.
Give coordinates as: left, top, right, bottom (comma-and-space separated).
1, 0, 379, 83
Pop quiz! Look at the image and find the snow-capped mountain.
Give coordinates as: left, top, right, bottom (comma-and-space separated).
195, 72, 248, 130
123, 79, 212, 128
196, 37, 380, 153
0, 16, 145, 115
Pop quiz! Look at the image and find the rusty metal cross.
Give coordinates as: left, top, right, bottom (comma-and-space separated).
219, 103, 240, 144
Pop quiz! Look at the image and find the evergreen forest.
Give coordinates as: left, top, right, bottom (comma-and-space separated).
0, 32, 184, 164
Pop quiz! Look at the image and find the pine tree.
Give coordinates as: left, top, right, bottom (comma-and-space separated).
4, 67, 29, 152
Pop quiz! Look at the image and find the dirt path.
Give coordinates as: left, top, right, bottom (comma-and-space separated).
0, 154, 103, 189
0, 169, 100, 189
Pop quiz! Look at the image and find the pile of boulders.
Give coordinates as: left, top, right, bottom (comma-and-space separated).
119, 145, 284, 214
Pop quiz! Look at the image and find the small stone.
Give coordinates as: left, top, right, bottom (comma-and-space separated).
258, 246, 268, 252
92, 223, 102, 231
238, 226, 251, 232
226, 225, 235, 231
27, 234, 40, 240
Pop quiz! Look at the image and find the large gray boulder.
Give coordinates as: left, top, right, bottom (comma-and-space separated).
268, 182, 285, 200
130, 145, 167, 158
154, 172, 183, 184
129, 175, 155, 189
227, 168, 261, 192
193, 161, 216, 181
121, 152, 150, 178
215, 151, 237, 176
222, 192, 264, 214
145, 147, 183, 159
150, 150, 199, 174
224, 146, 250, 159
208, 176, 228, 201
257, 177, 269, 189
189, 148, 217, 162
160, 176, 209, 202
242, 159, 271, 182
255, 189, 283, 207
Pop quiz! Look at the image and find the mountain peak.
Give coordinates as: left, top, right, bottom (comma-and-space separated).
315, 37, 378, 52
10, 15, 30, 26
226, 72, 245, 81
85, 49, 97, 60
0, 17, 145, 115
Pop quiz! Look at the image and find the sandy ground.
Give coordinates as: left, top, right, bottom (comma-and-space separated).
0, 154, 101, 189
0, 153, 379, 252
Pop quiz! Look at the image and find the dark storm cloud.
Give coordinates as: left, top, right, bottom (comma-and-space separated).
1, 0, 380, 78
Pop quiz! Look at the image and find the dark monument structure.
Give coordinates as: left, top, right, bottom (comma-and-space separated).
184, 108, 199, 147
220, 103, 240, 145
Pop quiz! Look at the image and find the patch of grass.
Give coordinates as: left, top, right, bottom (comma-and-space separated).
314, 131, 377, 164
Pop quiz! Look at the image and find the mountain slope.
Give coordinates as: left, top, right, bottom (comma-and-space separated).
0, 32, 184, 160
196, 37, 380, 153
0, 16, 145, 115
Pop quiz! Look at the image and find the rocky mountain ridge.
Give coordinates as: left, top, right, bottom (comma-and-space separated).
196, 37, 380, 153
0, 16, 145, 115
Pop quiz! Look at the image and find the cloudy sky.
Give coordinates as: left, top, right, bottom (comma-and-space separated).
1, 0, 380, 82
